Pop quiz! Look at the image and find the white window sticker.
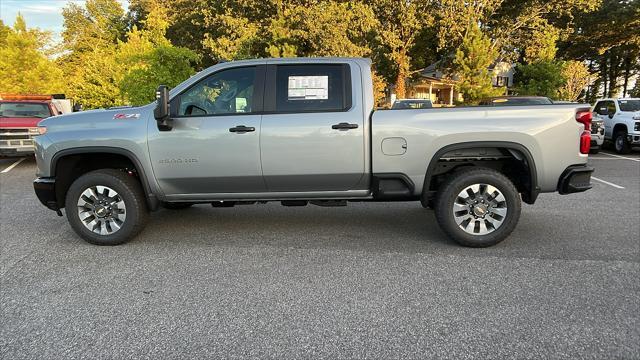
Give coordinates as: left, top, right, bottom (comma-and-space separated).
287, 76, 328, 100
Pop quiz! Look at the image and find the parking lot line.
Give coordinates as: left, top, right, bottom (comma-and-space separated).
589, 157, 634, 160
591, 176, 625, 189
598, 152, 640, 162
1, 158, 25, 174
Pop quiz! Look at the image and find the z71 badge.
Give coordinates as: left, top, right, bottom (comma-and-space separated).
113, 113, 140, 119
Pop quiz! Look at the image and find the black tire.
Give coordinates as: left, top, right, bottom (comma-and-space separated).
162, 202, 194, 210
65, 169, 149, 245
434, 167, 521, 247
613, 131, 631, 154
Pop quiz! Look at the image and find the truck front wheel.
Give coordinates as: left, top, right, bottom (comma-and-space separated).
613, 131, 631, 154
65, 169, 149, 245
434, 168, 521, 247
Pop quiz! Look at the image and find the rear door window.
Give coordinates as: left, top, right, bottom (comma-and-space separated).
269, 64, 351, 113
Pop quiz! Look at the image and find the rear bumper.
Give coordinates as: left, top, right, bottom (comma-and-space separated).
34, 177, 59, 211
557, 165, 594, 195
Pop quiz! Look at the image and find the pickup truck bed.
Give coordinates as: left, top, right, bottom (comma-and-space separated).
33, 57, 594, 247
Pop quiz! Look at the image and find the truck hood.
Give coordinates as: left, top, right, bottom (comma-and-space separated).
37, 105, 151, 129
0, 116, 46, 128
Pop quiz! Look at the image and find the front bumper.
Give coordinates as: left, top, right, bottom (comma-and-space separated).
34, 177, 61, 213
591, 134, 605, 147
557, 165, 594, 195
0, 128, 37, 155
627, 133, 640, 145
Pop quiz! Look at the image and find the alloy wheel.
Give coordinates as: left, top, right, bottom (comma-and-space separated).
452, 183, 507, 235
77, 185, 126, 235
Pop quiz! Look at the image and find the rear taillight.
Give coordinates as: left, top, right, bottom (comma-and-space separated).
576, 111, 592, 131
576, 110, 592, 154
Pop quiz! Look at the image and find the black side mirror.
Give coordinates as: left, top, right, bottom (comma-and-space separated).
154, 85, 172, 131
72, 103, 83, 112
608, 109, 615, 118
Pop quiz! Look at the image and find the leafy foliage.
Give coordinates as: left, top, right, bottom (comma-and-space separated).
559, 61, 590, 101
514, 61, 566, 99
59, 0, 198, 108
453, 22, 504, 104
1, 0, 631, 106
0, 15, 64, 94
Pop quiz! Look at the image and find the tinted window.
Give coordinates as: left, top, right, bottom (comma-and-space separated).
491, 97, 552, 106
274, 64, 349, 113
618, 99, 640, 112
392, 100, 432, 109
594, 101, 607, 115
176, 66, 256, 116
0, 102, 51, 118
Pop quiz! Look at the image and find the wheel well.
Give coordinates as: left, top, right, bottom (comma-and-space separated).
425, 146, 537, 204
613, 123, 628, 135
53, 153, 142, 208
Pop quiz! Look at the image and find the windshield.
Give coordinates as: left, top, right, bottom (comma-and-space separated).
0, 102, 51, 118
618, 100, 640, 112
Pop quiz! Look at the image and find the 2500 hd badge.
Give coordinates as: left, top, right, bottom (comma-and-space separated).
158, 158, 199, 165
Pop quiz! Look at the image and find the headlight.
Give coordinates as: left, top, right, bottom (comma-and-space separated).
635, 122, 640, 132
633, 115, 640, 120
35, 126, 47, 135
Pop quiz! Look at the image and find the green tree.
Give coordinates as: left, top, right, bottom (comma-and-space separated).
523, 24, 559, 63
490, 0, 601, 62
366, 0, 433, 99
453, 22, 503, 104
514, 61, 566, 99
0, 15, 64, 94
61, 0, 127, 54
629, 80, 640, 98
559, 60, 590, 101
65, 46, 125, 108
118, 3, 198, 105
0, 20, 10, 47
61, 0, 129, 107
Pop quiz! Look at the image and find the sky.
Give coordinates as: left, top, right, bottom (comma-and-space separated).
0, 0, 129, 37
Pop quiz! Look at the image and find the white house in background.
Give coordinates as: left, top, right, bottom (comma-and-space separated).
402, 60, 514, 106
490, 61, 515, 89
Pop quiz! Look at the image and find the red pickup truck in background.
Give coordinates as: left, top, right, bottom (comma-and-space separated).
0, 94, 72, 156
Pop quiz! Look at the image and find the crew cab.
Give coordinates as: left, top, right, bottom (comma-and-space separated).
593, 98, 640, 154
32, 58, 594, 247
0, 94, 66, 156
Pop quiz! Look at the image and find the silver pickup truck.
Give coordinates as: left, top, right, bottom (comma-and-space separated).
33, 57, 594, 247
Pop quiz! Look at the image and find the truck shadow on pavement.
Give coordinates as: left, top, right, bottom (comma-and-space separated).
134, 203, 457, 251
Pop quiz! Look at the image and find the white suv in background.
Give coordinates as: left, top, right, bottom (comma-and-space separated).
593, 98, 640, 154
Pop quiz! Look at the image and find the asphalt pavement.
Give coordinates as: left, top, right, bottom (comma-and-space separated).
1, 151, 639, 359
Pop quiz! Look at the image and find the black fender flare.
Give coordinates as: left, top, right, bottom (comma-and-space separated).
50, 147, 160, 210
423, 141, 539, 204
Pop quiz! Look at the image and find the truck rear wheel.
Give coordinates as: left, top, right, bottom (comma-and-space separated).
434, 168, 521, 247
65, 169, 149, 246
